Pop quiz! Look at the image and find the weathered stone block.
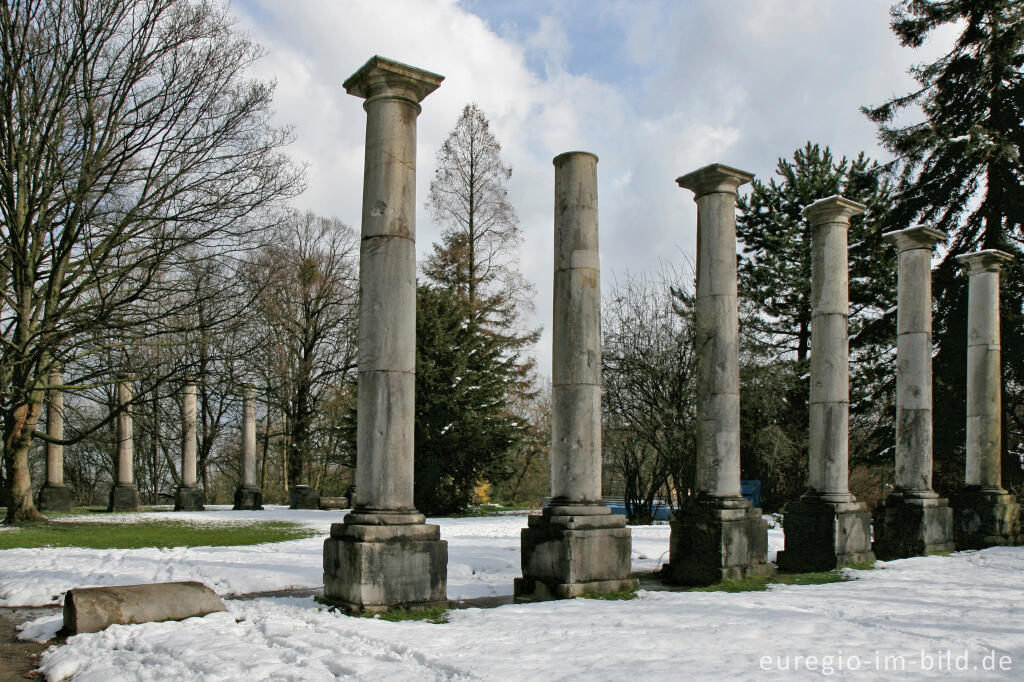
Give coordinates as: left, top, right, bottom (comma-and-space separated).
322, 522, 447, 613
289, 484, 320, 510
233, 486, 263, 510
108, 484, 140, 512
318, 496, 348, 510
872, 494, 954, 559
662, 499, 771, 585
776, 498, 875, 572
515, 511, 635, 600
38, 484, 73, 513
174, 486, 204, 511
952, 487, 1022, 549
64, 581, 224, 634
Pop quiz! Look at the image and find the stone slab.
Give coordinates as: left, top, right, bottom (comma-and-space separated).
516, 513, 634, 601
776, 498, 875, 572
289, 485, 320, 510
322, 522, 447, 613
37, 485, 73, 513
107, 484, 140, 513
233, 486, 263, 510
64, 581, 225, 635
872, 494, 954, 559
319, 496, 349, 510
174, 486, 204, 512
952, 487, 1022, 549
662, 500, 771, 585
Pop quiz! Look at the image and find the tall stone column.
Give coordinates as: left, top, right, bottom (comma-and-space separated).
515, 152, 635, 601
233, 387, 263, 510
952, 250, 1021, 548
108, 380, 140, 511
323, 56, 447, 612
873, 226, 953, 558
777, 196, 875, 571
38, 369, 73, 512
662, 163, 770, 585
175, 378, 204, 511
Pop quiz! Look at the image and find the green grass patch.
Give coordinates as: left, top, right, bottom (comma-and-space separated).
688, 562, 876, 593
0, 519, 318, 550
366, 606, 449, 623
579, 589, 638, 601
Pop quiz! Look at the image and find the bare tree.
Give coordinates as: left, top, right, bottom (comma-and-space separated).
0, 0, 301, 522
248, 211, 358, 492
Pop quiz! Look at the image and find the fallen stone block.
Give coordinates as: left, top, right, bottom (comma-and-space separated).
63, 581, 225, 634
319, 496, 349, 510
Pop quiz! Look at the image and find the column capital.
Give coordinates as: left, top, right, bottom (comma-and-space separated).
676, 163, 753, 198
803, 195, 866, 225
343, 55, 443, 105
956, 249, 1014, 274
883, 224, 947, 252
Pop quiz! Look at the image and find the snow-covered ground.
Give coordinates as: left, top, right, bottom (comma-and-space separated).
4, 507, 1023, 680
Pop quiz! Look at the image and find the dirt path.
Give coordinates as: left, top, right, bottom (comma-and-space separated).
0, 608, 56, 681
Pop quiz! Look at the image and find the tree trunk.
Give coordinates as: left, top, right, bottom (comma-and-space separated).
3, 400, 46, 523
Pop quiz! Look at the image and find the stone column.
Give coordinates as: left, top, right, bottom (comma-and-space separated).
38, 369, 73, 512
233, 387, 263, 510
323, 56, 447, 613
952, 250, 1021, 548
777, 196, 875, 571
175, 378, 204, 511
873, 226, 953, 558
108, 380, 140, 511
662, 163, 770, 585
515, 152, 635, 601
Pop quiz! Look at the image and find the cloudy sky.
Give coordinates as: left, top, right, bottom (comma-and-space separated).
232, 0, 957, 375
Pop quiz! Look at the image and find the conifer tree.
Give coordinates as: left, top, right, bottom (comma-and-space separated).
863, 0, 1024, 490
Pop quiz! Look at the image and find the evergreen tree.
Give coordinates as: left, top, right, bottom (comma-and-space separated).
735, 143, 896, 483
863, 0, 1024, 491
414, 285, 523, 515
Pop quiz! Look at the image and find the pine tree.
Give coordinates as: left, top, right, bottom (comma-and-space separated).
863, 0, 1024, 491
735, 142, 896, 478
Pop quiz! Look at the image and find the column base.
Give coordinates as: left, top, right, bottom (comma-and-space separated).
233, 486, 263, 510
776, 496, 875, 572
38, 484, 74, 513
289, 484, 320, 510
952, 486, 1022, 549
322, 519, 447, 613
661, 497, 771, 586
108, 484, 140, 512
514, 505, 636, 601
872, 492, 954, 559
174, 486, 205, 511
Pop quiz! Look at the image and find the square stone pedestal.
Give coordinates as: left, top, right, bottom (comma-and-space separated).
952, 487, 1022, 549
515, 508, 636, 601
872, 493, 953, 559
289, 484, 320, 510
323, 521, 447, 613
108, 484, 140, 512
233, 486, 263, 510
661, 499, 771, 585
174, 486, 205, 511
38, 484, 74, 513
776, 498, 875, 572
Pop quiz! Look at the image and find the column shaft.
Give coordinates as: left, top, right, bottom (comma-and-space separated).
550, 152, 602, 505
117, 381, 133, 486
46, 370, 64, 486
182, 380, 197, 487
243, 388, 257, 488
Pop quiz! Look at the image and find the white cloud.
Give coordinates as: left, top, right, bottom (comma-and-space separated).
232, 0, 957, 378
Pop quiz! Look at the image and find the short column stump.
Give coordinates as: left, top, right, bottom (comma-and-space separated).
776, 498, 875, 572
323, 521, 448, 613
662, 498, 771, 585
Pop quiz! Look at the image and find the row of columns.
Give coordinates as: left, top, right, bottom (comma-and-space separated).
37, 378, 262, 513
